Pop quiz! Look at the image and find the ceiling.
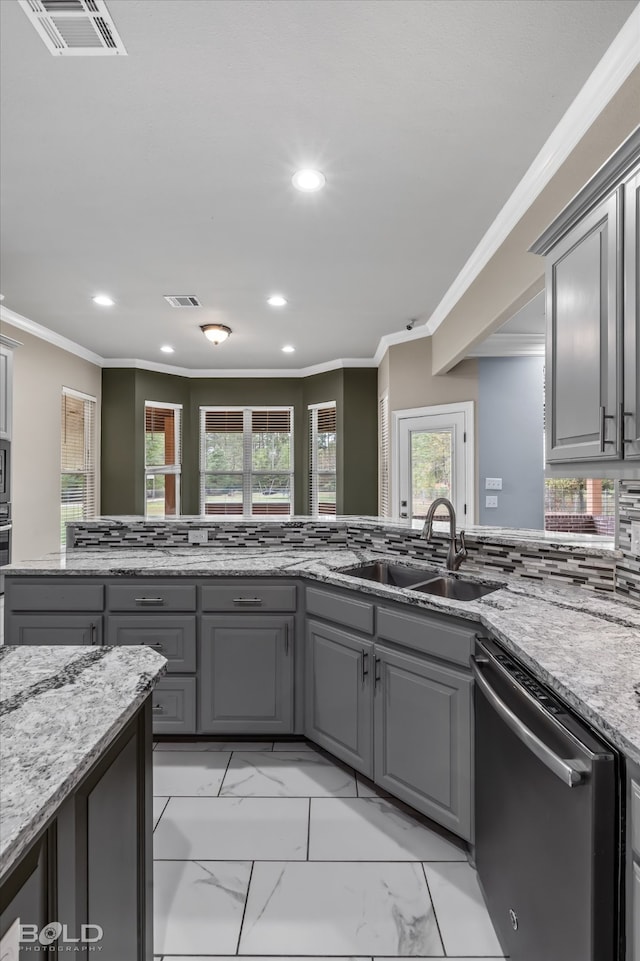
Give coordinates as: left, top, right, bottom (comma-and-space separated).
0, 0, 637, 371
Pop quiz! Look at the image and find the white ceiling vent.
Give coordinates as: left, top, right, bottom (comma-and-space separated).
19, 0, 127, 56
164, 295, 202, 308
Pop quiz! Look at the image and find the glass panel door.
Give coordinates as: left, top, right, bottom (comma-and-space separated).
410, 429, 453, 520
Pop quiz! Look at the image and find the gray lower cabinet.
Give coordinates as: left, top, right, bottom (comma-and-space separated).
0, 836, 48, 959
373, 643, 473, 840
8, 614, 102, 645
151, 677, 197, 734
199, 615, 294, 734
304, 619, 374, 776
628, 759, 640, 961
106, 615, 196, 672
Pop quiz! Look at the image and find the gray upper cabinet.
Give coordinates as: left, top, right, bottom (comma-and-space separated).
532, 129, 640, 475
305, 619, 374, 777
544, 191, 621, 465
373, 643, 473, 840
199, 615, 294, 734
624, 168, 640, 461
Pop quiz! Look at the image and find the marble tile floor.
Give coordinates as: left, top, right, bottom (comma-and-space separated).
152, 740, 505, 959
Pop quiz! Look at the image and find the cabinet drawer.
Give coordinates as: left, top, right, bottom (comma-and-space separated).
7, 580, 104, 612
377, 606, 475, 666
201, 582, 296, 612
151, 677, 196, 734
305, 586, 374, 634
6, 614, 102, 646
632, 779, 640, 857
106, 616, 196, 672
107, 583, 196, 612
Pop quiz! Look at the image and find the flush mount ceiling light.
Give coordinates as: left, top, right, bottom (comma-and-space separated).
281, 345, 295, 353
201, 324, 232, 345
160, 345, 175, 354
291, 169, 326, 192
92, 294, 115, 307
267, 294, 287, 307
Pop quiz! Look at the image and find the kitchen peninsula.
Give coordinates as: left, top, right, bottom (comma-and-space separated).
0, 644, 166, 960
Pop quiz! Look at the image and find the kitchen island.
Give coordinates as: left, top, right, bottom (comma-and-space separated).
0, 644, 166, 960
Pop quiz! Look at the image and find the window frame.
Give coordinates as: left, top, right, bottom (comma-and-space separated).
199, 405, 295, 516
60, 386, 98, 545
144, 400, 182, 517
308, 401, 337, 516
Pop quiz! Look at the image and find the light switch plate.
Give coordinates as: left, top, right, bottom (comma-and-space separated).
485, 477, 503, 490
631, 522, 640, 556
188, 530, 208, 545
485, 495, 498, 509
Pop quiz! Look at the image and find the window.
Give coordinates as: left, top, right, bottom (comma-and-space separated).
309, 402, 336, 515
200, 407, 294, 515
61, 388, 97, 544
544, 478, 615, 536
145, 402, 182, 517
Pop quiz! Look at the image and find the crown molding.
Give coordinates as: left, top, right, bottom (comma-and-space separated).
466, 333, 545, 358
420, 4, 640, 339
100, 356, 377, 378
1, 306, 104, 365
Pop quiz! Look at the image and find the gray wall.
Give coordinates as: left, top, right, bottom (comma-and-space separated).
478, 357, 544, 529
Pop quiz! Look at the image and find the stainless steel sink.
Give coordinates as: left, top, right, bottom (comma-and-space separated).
341, 561, 436, 588
413, 575, 501, 601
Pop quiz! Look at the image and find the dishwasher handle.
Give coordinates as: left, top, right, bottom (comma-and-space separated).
471, 655, 585, 788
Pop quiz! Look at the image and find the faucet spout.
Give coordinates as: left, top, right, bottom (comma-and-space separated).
421, 497, 467, 572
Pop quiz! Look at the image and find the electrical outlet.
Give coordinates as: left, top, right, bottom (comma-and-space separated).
188, 529, 208, 545
485, 495, 498, 509
485, 477, 503, 490
631, 522, 640, 556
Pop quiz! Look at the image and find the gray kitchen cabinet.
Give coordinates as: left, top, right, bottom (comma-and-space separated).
0, 343, 14, 440
5, 578, 104, 646
624, 168, 640, 460
373, 643, 473, 840
8, 613, 102, 645
0, 836, 48, 960
304, 619, 374, 776
627, 758, 640, 961
151, 677, 196, 734
199, 615, 294, 733
106, 615, 196, 672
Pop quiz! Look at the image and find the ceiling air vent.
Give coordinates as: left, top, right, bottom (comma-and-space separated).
164, 295, 202, 308
19, 0, 127, 56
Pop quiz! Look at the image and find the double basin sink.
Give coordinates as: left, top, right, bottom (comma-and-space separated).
342, 561, 501, 602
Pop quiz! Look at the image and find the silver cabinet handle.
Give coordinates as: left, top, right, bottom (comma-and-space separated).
135, 597, 165, 606
152, 704, 164, 714
621, 404, 635, 445
361, 650, 369, 684
148, 641, 164, 651
284, 626, 289, 656
232, 597, 264, 606
374, 656, 381, 689
90, 622, 97, 644
599, 406, 616, 452
471, 656, 584, 787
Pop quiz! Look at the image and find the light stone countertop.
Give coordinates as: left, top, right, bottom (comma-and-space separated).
0, 644, 167, 881
4, 544, 639, 765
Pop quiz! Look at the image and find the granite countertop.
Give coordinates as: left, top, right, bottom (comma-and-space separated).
0, 645, 166, 881
5, 544, 640, 765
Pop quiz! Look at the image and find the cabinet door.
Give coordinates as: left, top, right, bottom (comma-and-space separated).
152, 677, 196, 734
304, 620, 374, 777
0, 345, 12, 440
0, 836, 48, 959
546, 190, 622, 464
624, 169, 640, 460
199, 615, 294, 734
106, 615, 196, 672
374, 644, 472, 840
7, 614, 102, 645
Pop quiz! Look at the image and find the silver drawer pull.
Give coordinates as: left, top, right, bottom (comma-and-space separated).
232, 597, 264, 606
152, 704, 164, 714
135, 597, 166, 606
148, 642, 164, 651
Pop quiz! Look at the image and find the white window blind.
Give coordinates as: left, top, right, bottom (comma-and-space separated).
144, 401, 182, 517
200, 406, 294, 515
309, 402, 337, 515
61, 388, 97, 544
378, 393, 390, 516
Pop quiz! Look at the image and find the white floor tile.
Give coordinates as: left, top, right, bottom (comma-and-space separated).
356, 772, 390, 798
239, 861, 443, 955
220, 751, 357, 798
423, 862, 504, 957
309, 797, 467, 862
154, 796, 309, 860
153, 751, 230, 796
154, 740, 273, 751
272, 740, 318, 751
153, 796, 169, 830
154, 859, 250, 955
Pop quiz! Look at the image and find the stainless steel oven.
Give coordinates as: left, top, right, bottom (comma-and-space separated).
473, 636, 621, 961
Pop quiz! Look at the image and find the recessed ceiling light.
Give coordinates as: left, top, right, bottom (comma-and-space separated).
160, 345, 175, 354
282, 345, 295, 353
292, 169, 325, 192
267, 294, 287, 307
92, 294, 115, 307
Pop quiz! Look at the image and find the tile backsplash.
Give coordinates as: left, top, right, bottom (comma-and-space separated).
616, 480, 640, 606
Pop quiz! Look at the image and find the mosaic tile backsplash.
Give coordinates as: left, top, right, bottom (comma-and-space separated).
68, 517, 620, 595
616, 480, 640, 606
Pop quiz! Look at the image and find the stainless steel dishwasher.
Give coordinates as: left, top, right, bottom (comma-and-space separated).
472, 636, 622, 961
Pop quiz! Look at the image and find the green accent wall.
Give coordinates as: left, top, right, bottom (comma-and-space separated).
101, 367, 378, 517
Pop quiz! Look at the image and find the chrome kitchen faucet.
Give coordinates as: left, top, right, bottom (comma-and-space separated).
421, 497, 467, 571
